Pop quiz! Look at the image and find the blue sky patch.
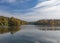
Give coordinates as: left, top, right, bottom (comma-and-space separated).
0, 0, 39, 13
0, 0, 59, 22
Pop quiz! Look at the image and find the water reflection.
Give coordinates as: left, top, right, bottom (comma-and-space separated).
37, 25, 60, 30
0, 26, 20, 34
0, 25, 60, 43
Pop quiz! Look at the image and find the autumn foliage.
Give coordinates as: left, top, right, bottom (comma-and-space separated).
0, 16, 27, 26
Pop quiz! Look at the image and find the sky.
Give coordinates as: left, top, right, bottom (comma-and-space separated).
0, 0, 60, 22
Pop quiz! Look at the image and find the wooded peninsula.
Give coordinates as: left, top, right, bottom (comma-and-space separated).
0, 16, 27, 26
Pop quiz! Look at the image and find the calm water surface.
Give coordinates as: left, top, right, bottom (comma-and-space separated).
0, 25, 60, 43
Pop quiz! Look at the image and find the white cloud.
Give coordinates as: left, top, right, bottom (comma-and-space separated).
0, 0, 60, 22
35, 0, 60, 8
27, 0, 60, 21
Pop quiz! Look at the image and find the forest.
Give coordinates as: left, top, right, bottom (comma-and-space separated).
35, 19, 60, 26
0, 16, 27, 26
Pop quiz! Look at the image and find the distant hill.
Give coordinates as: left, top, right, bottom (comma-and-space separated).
34, 19, 60, 26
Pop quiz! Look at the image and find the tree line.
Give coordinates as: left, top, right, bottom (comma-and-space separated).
35, 19, 60, 26
0, 16, 27, 26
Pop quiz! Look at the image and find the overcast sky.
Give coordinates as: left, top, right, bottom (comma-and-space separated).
0, 0, 60, 22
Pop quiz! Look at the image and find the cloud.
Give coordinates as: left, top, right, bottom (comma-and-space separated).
0, 0, 60, 22
35, 0, 59, 8
22, 0, 60, 21
35, 0, 60, 19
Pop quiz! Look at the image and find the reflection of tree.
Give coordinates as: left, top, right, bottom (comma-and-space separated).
0, 26, 20, 34
9, 26, 20, 34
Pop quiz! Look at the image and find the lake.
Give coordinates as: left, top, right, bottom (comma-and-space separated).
0, 25, 60, 43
